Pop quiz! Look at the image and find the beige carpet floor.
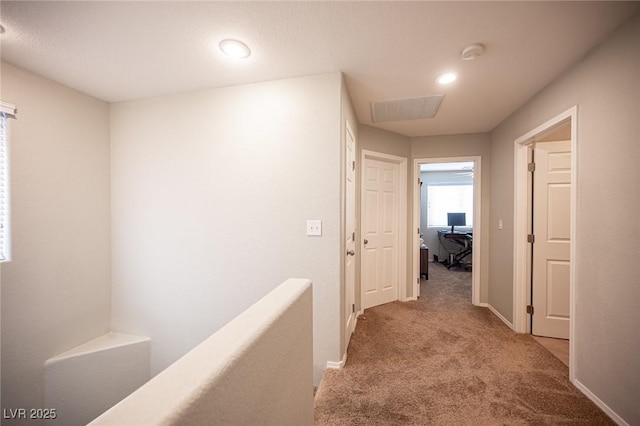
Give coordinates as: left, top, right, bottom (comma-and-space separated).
314, 263, 613, 425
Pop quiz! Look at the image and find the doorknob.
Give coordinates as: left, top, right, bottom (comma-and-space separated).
364, 239, 368, 245
346, 250, 355, 256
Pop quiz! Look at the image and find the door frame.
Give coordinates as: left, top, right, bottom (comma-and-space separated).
513, 105, 577, 381
360, 150, 408, 309
412, 156, 482, 304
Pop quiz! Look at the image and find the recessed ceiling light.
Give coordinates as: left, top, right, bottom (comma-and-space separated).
219, 39, 251, 59
436, 73, 457, 85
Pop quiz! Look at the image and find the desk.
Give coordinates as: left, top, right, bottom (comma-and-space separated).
437, 231, 472, 269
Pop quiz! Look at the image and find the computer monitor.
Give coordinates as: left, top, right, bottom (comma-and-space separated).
447, 212, 466, 233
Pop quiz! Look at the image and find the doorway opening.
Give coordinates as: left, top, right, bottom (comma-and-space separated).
513, 106, 577, 381
413, 156, 481, 304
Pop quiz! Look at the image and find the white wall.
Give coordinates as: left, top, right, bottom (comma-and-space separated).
45, 333, 150, 426
0, 62, 112, 419
110, 73, 343, 384
91, 279, 313, 426
489, 12, 640, 424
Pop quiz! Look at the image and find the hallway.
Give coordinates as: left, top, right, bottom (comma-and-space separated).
314, 263, 612, 424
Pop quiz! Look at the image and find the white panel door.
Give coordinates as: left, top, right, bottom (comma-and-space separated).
532, 140, 571, 339
344, 121, 356, 348
362, 158, 399, 310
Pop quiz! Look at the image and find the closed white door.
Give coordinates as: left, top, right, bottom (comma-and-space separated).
362, 158, 399, 309
532, 140, 571, 339
344, 121, 356, 347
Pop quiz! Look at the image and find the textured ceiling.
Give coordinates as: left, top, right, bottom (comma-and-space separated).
1, 1, 638, 137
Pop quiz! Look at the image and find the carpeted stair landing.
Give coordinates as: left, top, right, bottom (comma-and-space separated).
314, 263, 613, 425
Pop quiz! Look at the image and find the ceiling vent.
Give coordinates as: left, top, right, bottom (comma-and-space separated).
370, 95, 444, 123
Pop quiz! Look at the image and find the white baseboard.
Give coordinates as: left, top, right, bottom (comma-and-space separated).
328, 313, 362, 370
326, 351, 347, 369
483, 303, 514, 330
573, 379, 628, 425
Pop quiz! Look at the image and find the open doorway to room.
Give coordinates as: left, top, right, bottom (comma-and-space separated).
413, 157, 481, 304
513, 107, 577, 376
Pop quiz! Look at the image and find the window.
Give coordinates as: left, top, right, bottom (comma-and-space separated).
0, 101, 16, 261
426, 184, 473, 227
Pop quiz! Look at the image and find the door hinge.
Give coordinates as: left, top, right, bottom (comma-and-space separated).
352, 160, 355, 171
527, 234, 535, 243
417, 277, 420, 284
528, 162, 536, 172
526, 305, 534, 315
352, 231, 355, 241
417, 227, 420, 234
352, 303, 355, 313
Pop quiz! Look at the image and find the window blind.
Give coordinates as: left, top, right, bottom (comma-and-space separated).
0, 101, 17, 261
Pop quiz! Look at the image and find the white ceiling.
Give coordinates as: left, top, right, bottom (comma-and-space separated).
1, 1, 638, 137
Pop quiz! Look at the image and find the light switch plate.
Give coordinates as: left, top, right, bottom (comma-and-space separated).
306, 220, 322, 236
